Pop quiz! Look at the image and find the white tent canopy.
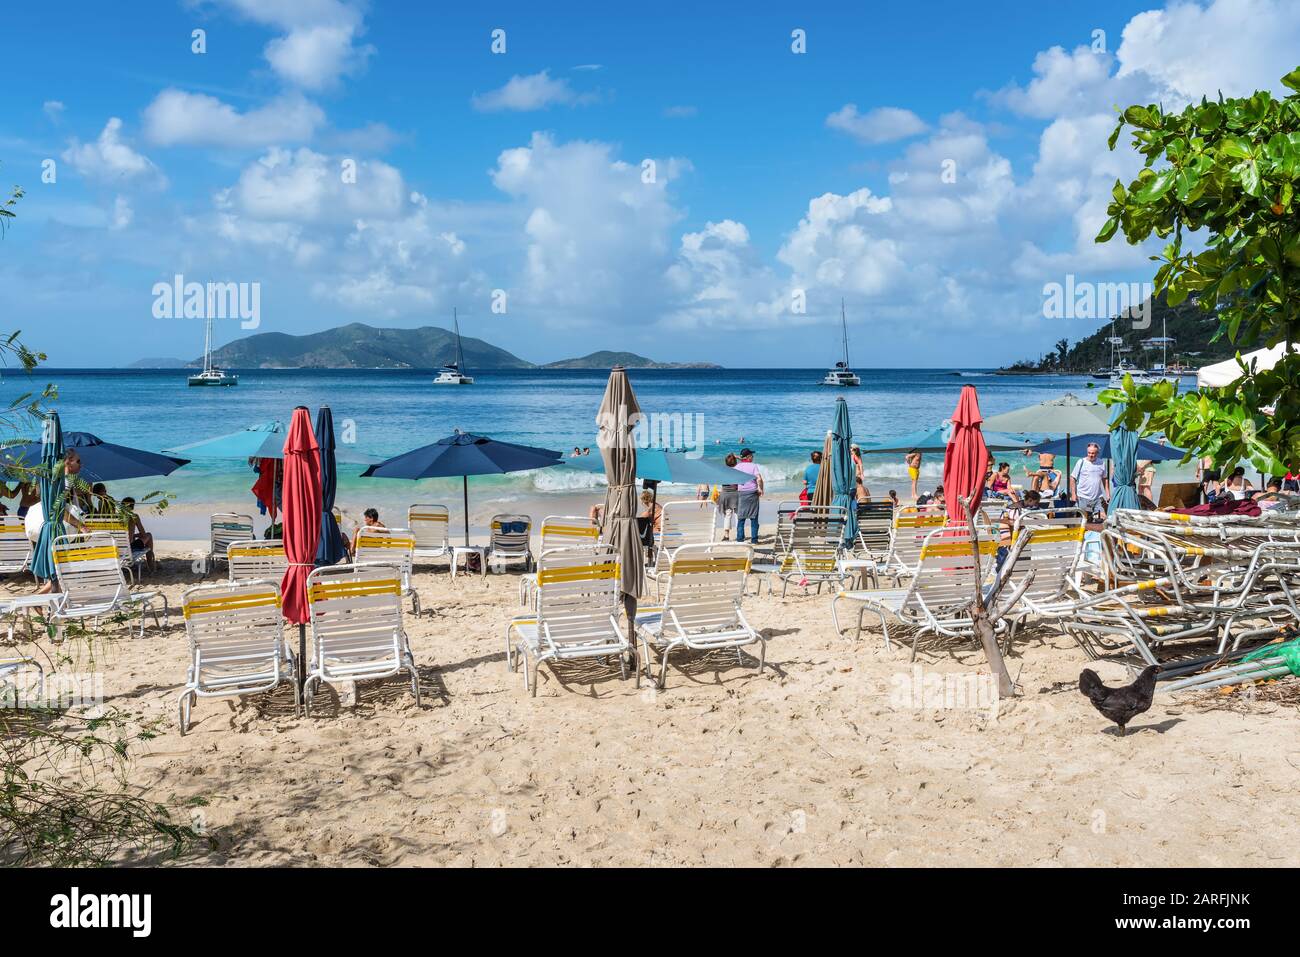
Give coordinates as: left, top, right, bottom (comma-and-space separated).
1197, 343, 1297, 388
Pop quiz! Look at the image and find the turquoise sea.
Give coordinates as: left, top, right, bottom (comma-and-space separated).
0, 367, 1192, 537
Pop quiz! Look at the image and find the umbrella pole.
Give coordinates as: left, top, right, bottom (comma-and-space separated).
298, 623, 306, 691
463, 475, 470, 546
1065, 434, 1072, 505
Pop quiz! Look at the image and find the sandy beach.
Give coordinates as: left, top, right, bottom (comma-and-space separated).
10, 530, 1299, 869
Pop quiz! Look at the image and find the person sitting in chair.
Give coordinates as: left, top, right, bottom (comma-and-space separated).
350, 507, 386, 554
119, 497, 156, 573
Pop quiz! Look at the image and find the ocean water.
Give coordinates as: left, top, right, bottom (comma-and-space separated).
0, 367, 1172, 536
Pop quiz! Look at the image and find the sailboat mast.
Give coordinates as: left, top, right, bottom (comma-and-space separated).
454, 307, 465, 372
203, 313, 213, 373
840, 299, 850, 367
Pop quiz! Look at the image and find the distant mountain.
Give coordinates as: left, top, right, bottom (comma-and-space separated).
129, 357, 189, 368
131, 323, 722, 370
542, 351, 722, 370
202, 323, 532, 370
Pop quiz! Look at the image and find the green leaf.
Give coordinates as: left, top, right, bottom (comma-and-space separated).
1095, 216, 1120, 243
1134, 168, 1177, 204
1282, 68, 1300, 93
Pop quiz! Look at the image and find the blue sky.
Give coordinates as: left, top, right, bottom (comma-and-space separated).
2, 0, 1298, 368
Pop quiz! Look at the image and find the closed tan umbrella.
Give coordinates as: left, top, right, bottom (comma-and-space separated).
811, 430, 834, 507
597, 367, 646, 649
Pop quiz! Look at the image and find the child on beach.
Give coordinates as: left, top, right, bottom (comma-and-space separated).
904, 450, 921, 500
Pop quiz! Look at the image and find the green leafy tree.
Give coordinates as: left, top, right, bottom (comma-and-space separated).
1055, 337, 1070, 368
1096, 67, 1300, 473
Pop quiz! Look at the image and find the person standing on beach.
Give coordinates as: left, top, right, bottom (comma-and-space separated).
1070, 443, 1109, 521
718, 453, 740, 540
904, 449, 921, 500
734, 448, 763, 544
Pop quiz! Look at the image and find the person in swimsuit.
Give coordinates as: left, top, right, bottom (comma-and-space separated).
904, 450, 922, 501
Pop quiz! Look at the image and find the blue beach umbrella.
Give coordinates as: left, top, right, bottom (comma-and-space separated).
1108, 406, 1142, 512
861, 424, 1043, 454
314, 406, 348, 566
164, 421, 379, 465
29, 413, 64, 583
566, 448, 751, 486
361, 430, 563, 545
0, 431, 188, 481
831, 398, 858, 545
1031, 433, 1183, 461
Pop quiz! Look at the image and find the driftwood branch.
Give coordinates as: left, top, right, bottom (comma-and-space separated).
958, 495, 1016, 698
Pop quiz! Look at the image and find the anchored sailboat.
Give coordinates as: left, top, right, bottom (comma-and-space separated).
821, 300, 861, 386
433, 309, 474, 385
188, 312, 238, 387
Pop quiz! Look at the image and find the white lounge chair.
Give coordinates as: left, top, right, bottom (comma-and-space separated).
488, 514, 533, 572
992, 508, 1087, 651
83, 516, 147, 583
353, 527, 421, 615
51, 532, 167, 638
176, 579, 298, 734
0, 514, 32, 576
227, 539, 288, 583
408, 504, 451, 570
831, 525, 1001, 660
772, 505, 851, 596
303, 563, 421, 715
208, 512, 254, 572
519, 515, 601, 606
505, 547, 627, 696
634, 543, 763, 689
649, 501, 717, 596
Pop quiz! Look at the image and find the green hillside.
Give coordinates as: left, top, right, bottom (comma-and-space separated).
1003, 293, 1236, 373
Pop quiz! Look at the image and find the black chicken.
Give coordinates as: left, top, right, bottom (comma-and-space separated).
1078, 665, 1160, 736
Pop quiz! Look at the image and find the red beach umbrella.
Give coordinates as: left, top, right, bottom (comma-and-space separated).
943, 385, 989, 524
280, 407, 322, 628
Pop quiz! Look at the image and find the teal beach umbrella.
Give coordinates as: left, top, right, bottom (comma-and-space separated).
566, 448, 751, 485
831, 398, 857, 545
1108, 405, 1142, 512
30, 413, 64, 583
164, 421, 379, 465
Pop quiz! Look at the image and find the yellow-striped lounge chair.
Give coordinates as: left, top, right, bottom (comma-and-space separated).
634, 543, 763, 689
506, 546, 626, 696
304, 563, 421, 715
177, 579, 297, 733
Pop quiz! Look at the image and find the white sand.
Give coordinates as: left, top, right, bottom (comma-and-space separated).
8, 532, 1300, 868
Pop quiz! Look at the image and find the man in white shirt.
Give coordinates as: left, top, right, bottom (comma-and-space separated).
1070, 443, 1109, 520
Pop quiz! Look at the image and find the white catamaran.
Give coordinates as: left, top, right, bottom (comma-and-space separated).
821, 300, 861, 387
188, 312, 238, 387
433, 309, 474, 385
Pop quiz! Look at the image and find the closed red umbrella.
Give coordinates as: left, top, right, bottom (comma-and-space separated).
943, 385, 989, 524
280, 407, 322, 643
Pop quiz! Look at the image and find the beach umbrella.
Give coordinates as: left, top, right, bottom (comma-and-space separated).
596, 368, 646, 647
0, 432, 188, 481
983, 394, 1112, 489
164, 421, 379, 465
1031, 434, 1183, 461
861, 424, 1041, 454
1108, 405, 1142, 512
30, 413, 63, 584
830, 397, 858, 544
566, 448, 751, 485
361, 430, 562, 545
280, 407, 321, 687
314, 406, 347, 567
943, 385, 989, 523
981, 394, 1111, 434
811, 431, 834, 507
